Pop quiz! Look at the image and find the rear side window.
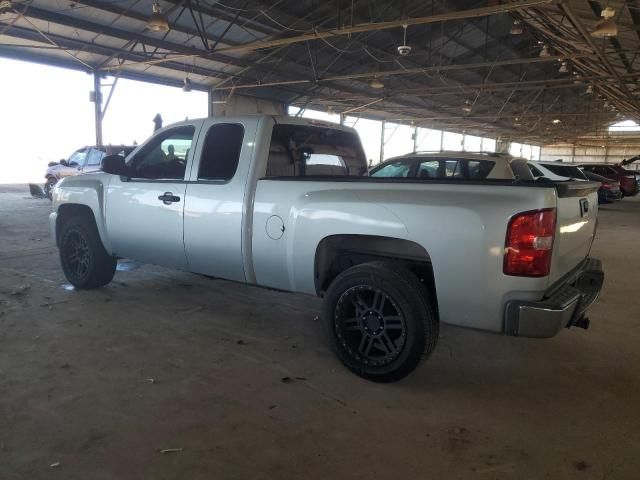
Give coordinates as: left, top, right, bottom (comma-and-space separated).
371, 161, 412, 177
543, 164, 587, 180
418, 159, 495, 179
266, 124, 367, 177
198, 124, 244, 181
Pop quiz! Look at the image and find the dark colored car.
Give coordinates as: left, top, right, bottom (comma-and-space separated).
580, 164, 639, 197
583, 171, 622, 204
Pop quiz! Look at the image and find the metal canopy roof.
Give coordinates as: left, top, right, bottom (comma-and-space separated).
1, 0, 639, 143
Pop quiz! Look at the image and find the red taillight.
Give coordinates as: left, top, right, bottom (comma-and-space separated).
504, 208, 556, 277
601, 182, 612, 189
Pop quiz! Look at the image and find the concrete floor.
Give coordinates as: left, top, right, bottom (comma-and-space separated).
0, 184, 639, 480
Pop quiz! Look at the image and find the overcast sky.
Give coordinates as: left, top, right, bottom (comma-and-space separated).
0, 58, 207, 183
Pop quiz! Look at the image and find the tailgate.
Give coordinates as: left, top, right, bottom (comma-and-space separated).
549, 181, 599, 284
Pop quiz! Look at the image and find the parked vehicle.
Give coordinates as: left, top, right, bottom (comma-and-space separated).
531, 161, 589, 180
369, 151, 534, 180
528, 161, 572, 181
43, 145, 135, 199
583, 171, 622, 204
580, 164, 639, 197
49, 116, 604, 382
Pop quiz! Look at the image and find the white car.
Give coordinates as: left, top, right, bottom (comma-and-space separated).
49, 116, 603, 382
370, 151, 534, 180
44, 145, 135, 199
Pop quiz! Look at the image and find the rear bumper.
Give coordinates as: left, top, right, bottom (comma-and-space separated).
504, 258, 604, 338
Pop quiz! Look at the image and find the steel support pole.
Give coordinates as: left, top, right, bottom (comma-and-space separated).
413, 126, 418, 152
93, 72, 103, 146
208, 88, 214, 117
379, 120, 386, 164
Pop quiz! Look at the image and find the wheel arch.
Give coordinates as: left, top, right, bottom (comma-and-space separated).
314, 234, 438, 312
55, 203, 111, 254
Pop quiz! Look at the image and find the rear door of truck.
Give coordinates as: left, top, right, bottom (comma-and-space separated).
182, 118, 259, 283
549, 181, 600, 284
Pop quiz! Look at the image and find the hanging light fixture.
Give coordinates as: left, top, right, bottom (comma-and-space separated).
586, 85, 594, 94
510, 19, 523, 35
552, 118, 561, 124
148, 1, 169, 32
591, 7, 617, 38
559, 61, 568, 73
462, 100, 472, 113
539, 44, 550, 57
0, 0, 13, 14
182, 78, 192, 92
369, 78, 384, 89
397, 24, 412, 56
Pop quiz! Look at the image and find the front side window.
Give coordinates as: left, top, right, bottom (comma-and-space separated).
198, 124, 244, 181
68, 149, 87, 167
129, 126, 194, 180
371, 161, 412, 178
417, 160, 439, 178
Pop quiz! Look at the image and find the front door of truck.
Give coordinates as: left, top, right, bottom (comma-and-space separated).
183, 120, 257, 282
105, 125, 198, 269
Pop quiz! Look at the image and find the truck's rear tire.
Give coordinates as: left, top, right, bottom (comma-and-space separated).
322, 261, 438, 382
59, 216, 116, 289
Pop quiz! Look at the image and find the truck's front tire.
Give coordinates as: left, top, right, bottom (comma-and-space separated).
322, 261, 438, 382
59, 216, 116, 289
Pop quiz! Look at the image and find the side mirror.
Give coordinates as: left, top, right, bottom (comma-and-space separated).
101, 155, 128, 176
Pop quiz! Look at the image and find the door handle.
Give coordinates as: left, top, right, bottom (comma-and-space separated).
158, 192, 181, 205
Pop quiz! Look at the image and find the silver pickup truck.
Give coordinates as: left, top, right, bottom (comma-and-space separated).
49, 115, 604, 382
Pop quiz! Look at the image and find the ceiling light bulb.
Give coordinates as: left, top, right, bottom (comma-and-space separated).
559, 61, 568, 73
592, 7, 617, 38
552, 118, 561, 124
148, 1, 169, 32
0, 0, 13, 14
539, 45, 550, 57
369, 78, 384, 89
182, 78, 192, 92
510, 19, 523, 35
586, 85, 594, 94
462, 100, 472, 113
